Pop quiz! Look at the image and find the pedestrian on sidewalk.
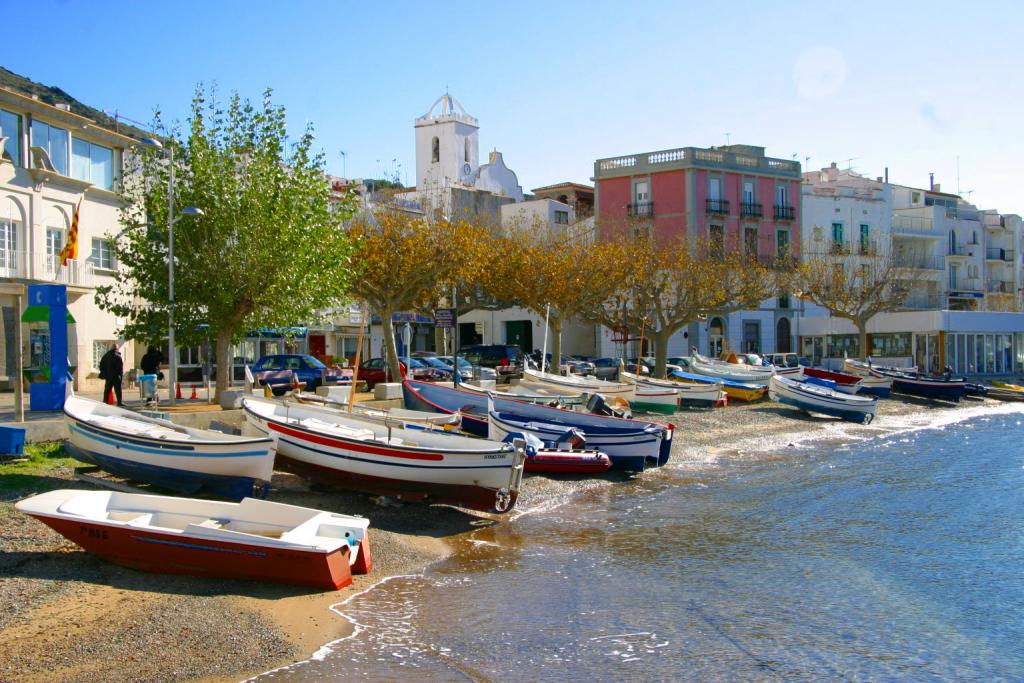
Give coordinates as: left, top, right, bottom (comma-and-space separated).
99, 344, 124, 406
140, 345, 164, 379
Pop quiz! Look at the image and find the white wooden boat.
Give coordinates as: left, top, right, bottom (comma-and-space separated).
242, 397, 526, 513
17, 489, 370, 589
619, 370, 724, 411
291, 392, 461, 428
521, 366, 634, 401
64, 394, 275, 500
841, 360, 897, 398
455, 381, 584, 407
769, 375, 877, 424
688, 354, 773, 385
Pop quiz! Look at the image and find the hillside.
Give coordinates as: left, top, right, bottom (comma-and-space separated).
0, 66, 148, 139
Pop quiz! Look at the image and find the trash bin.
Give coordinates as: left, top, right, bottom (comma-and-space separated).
0, 425, 26, 455
139, 374, 158, 404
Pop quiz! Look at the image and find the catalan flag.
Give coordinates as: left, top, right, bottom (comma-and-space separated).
59, 200, 80, 267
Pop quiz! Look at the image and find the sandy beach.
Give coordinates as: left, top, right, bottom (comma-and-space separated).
0, 395, 988, 682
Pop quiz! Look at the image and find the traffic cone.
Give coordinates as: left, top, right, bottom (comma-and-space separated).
175, 383, 182, 400
190, 385, 198, 400
105, 386, 116, 405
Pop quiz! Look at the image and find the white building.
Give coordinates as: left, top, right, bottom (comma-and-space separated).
799, 163, 1024, 375
0, 87, 136, 393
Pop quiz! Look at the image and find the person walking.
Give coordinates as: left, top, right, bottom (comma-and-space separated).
99, 344, 124, 407
140, 345, 164, 379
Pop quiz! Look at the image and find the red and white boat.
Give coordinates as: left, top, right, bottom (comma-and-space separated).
801, 366, 863, 394
242, 397, 526, 513
16, 489, 371, 590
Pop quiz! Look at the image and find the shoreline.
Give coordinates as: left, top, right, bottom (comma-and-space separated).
0, 396, 999, 682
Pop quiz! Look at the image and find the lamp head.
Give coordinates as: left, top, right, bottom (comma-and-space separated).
139, 137, 164, 151
180, 207, 204, 216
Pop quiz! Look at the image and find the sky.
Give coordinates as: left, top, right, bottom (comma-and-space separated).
6, 0, 1024, 211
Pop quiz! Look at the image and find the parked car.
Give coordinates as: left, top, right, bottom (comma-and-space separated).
251, 354, 345, 395
527, 352, 593, 375
416, 355, 460, 380
357, 357, 438, 389
591, 357, 622, 381
766, 352, 802, 368
437, 355, 497, 381
460, 344, 523, 380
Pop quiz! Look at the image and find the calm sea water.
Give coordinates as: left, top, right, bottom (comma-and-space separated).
256, 403, 1024, 682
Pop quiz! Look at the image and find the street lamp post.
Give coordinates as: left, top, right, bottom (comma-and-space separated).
139, 137, 203, 404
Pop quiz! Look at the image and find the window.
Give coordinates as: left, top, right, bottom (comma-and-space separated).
776, 229, 790, 257
744, 227, 758, 258
431, 136, 439, 163
831, 222, 844, 245
554, 210, 569, 225
72, 138, 114, 189
778, 294, 790, 309
775, 185, 788, 206
709, 224, 724, 259
743, 181, 754, 204
634, 181, 649, 202
464, 137, 470, 163
0, 218, 18, 272
911, 191, 921, 204
46, 227, 64, 258
860, 224, 871, 252
89, 238, 114, 269
0, 109, 21, 166
31, 120, 69, 175
708, 177, 721, 201
949, 264, 958, 289
93, 340, 115, 370
742, 321, 760, 354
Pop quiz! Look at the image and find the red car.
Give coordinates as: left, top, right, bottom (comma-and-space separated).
356, 357, 438, 389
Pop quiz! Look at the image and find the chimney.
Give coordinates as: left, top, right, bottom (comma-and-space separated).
884, 167, 889, 183
929, 172, 934, 190
933, 183, 941, 192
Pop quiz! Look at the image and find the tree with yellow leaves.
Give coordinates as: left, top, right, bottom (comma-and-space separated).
584, 232, 776, 379
346, 209, 488, 380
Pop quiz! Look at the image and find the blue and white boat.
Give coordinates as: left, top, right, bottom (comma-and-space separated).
402, 380, 492, 436
865, 367, 965, 403
64, 395, 275, 500
769, 375, 878, 424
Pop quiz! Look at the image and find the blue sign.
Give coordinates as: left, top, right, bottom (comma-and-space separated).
434, 308, 455, 329
949, 291, 984, 299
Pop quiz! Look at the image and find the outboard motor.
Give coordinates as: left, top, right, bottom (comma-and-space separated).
554, 427, 587, 451
586, 392, 632, 419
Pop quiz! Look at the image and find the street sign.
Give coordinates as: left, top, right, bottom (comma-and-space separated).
435, 308, 455, 328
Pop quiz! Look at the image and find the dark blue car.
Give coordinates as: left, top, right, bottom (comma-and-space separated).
251, 354, 343, 394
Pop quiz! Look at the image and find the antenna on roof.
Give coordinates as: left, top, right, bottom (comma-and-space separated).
846, 157, 857, 170
725, 132, 731, 145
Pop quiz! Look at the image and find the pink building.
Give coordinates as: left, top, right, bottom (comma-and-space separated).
593, 144, 801, 260
592, 144, 803, 356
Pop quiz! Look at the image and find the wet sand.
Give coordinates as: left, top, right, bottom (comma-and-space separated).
0, 395, 987, 682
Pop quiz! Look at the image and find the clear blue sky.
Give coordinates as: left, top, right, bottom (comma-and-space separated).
7, 1, 1024, 211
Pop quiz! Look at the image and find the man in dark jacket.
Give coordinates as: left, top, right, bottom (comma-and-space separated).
140, 345, 164, 378
99, 345, 124, 406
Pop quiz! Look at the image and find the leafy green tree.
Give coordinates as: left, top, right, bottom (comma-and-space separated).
99, 86, 359, 399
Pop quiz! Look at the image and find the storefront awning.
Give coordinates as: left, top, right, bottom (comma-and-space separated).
22, 305, 75, 323
254, 326, 309, 338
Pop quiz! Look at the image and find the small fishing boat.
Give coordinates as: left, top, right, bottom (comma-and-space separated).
769, 375, 878, 424
690, 352, 774, 384
620, 370, 724, 409
670, 369, 767, 402
987, 382, 1024, 402
519, 443, 612, 475
402, 380, 492, 436
17, 489, 371, 589
992, 379, 1024, 392
801, 367, 863, 394
64, 395, 275, 500
521, 365, 635, 402
865, 367, 965, 403
242, 397, 526, 513
455, 380, 584, 407
292, 392, 462, 428
727, 352, 804, 379
839, 359, 898, 397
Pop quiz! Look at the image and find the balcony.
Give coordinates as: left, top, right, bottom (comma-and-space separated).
947, 243, 969, 257
984, 214, 1005, 230
705, 198, 729, 215
901, 294, 942, 310
628, 201, 654, 217
987, 279, 1014, 294
858, 239, 879, 256
950, 278, 981, 292
774, 204, 795, 220
894, 255, 943, 270
0, 251, 96, 288
891, 215, 939, 237
740, 202, 762, 218
986, 247, 1015, 262
829, 241, 850, 256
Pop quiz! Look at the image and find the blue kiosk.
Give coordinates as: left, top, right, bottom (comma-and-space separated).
27, 284, 70, 411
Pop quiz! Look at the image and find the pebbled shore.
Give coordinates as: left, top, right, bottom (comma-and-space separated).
0, 396, 987, 682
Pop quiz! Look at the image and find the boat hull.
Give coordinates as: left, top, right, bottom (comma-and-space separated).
24, 512, 358, 590
670, 370, 766, 401
522, 368, 635, 401
488, 411, 649, 471
64, 405, 274, 500
243, 401, 524, 513
402, 381, 489, 436
769, 376, 877, 424
524, 449, 612, 475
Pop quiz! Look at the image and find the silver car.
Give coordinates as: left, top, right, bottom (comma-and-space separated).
438, 355, 496, 381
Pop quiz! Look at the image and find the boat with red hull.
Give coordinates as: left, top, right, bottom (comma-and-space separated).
16, 489, 371, 590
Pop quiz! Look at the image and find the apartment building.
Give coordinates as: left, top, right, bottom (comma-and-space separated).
0, 87, 136, 392
800, 164, 1024, 375
593, 143, 803, 357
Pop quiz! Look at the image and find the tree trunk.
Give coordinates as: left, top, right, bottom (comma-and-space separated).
214, 329, 233, 403
548, 317, 562, 374
651, 329, 671, 379
855, 319, 868, 362
380, 309, 402, 383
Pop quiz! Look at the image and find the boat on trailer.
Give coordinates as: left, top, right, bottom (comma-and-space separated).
769, 375, 878, 424
63, 394, 275, 500
17, 489, 371, 590
242, 397, 526, 513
